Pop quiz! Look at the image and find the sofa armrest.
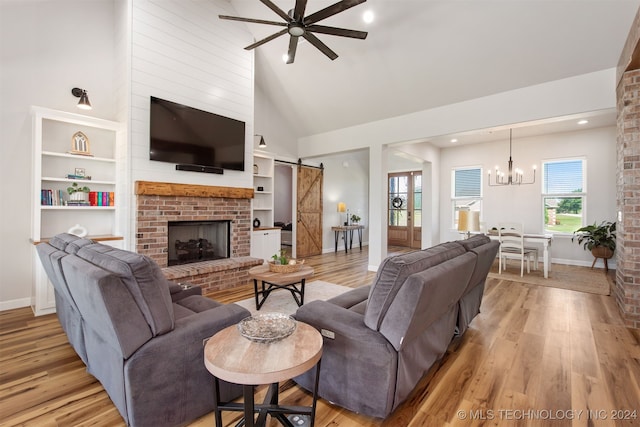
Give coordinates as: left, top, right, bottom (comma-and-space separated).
124, 303, 250, 426
169, 282, 202, 302
294, 300, 398, 419
295, 300, 390, 346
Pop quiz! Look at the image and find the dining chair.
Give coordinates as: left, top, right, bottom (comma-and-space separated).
498, 222, 538, 277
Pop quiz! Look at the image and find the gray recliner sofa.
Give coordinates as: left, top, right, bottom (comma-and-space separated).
36, 233, 250, 427
294, 235, 499, 418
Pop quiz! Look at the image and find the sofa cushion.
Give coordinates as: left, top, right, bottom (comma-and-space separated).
176, 295, 222, 313
65, 238, 95, 254
326, 285, 370, 311
378, 252, 476, 350
364, 243, 467, 330
61, 254, 153, 359
76, 243, 175, 336
458, 233, 491, 250
48, 233, 80, 250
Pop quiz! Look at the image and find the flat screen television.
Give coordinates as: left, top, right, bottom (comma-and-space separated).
149, 96, 246, 172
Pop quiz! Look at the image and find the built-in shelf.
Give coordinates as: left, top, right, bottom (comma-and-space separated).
251, 151, 279, 262
42, 177, 116, 185
42, 151, 116, 162
31, 106, 124, 316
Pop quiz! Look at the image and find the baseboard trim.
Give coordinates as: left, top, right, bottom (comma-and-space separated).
0, 297, 32, 312
552, 257, 616, 270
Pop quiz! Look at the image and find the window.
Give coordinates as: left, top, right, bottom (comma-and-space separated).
452, 167, 482, 228
542, 159, 585, 234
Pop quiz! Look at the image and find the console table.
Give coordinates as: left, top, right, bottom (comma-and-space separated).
331, 225, 364, 253
204, 322, 323, 427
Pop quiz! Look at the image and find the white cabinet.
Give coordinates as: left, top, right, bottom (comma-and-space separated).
31, 106, 125, 315
251, 229, 282, 263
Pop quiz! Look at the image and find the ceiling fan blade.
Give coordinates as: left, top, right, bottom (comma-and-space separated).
303, 32, 338, 60
293, 0, 308, 20
259, 0, 292, 22
219, 15, 287, 27
306, 25, 367, 39
305, 0, 366, 25
245, 28, 288, 50
286, 36, 299, 64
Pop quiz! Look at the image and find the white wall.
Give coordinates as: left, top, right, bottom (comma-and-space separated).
0, 0, 117, 310
254, 82, 299, 160
315, 150, 369, 252
439, 126, 617, 266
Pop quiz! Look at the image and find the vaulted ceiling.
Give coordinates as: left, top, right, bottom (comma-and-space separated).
229, 0, 640, 140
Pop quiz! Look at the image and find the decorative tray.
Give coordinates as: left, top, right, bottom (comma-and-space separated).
237, 313, 297, 343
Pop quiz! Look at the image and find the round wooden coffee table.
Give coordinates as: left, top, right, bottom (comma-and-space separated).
248, 264, 314, 310
204, 321, 323, 427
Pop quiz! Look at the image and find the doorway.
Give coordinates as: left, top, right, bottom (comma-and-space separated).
388, 171, 422, 248
274, 163, 294, 256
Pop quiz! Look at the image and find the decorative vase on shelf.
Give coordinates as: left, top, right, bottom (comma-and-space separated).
67, 224, 88, 237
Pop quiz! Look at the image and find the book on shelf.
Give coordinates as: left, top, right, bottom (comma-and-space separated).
65, 174, 92, 180
67, 200, 90, 206
41, 189, 65, 206
88, 191, 115, 207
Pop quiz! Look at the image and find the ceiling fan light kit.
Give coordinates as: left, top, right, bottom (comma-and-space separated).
219, 0, 368, 64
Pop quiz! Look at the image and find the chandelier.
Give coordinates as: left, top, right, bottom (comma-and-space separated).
488, 129, 536, 186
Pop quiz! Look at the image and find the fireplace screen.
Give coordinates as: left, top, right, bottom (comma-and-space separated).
167, 220, 230, 266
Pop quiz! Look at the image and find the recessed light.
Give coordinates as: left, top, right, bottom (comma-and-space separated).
451, 138, 458, 143
363, 10, 374, 24
578, 119, 589, 125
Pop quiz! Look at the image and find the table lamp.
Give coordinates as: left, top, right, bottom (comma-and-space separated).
458, 209, 480, 238
337, 202, 348, 226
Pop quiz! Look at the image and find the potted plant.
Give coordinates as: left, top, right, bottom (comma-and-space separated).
350, 214, 361, 224
67, 182, 90, 202
572, 221, 616, 260
271, 249, 289, 265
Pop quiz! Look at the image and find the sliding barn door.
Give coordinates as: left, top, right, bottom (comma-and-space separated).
296, 165, 323, 257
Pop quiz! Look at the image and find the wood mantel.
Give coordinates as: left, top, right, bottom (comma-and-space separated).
135, 181, 254, 199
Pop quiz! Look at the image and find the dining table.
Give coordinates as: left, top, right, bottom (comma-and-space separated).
484, 231, 553, 278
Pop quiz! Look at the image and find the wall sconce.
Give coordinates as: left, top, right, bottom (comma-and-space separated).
71, 88, 92, 110
255, 134, 267, 148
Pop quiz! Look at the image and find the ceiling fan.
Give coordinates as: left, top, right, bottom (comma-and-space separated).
219, 0, 368, 64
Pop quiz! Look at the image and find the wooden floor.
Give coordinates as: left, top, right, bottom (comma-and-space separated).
2, 247, 640, 426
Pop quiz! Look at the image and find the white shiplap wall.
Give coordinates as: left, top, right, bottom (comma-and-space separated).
129, 0, 254, 183
127, 0, 255, 242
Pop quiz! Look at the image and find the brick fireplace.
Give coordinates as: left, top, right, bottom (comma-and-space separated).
135, 181, 262, 293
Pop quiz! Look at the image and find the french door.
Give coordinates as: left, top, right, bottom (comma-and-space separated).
388, 171, 422, 248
